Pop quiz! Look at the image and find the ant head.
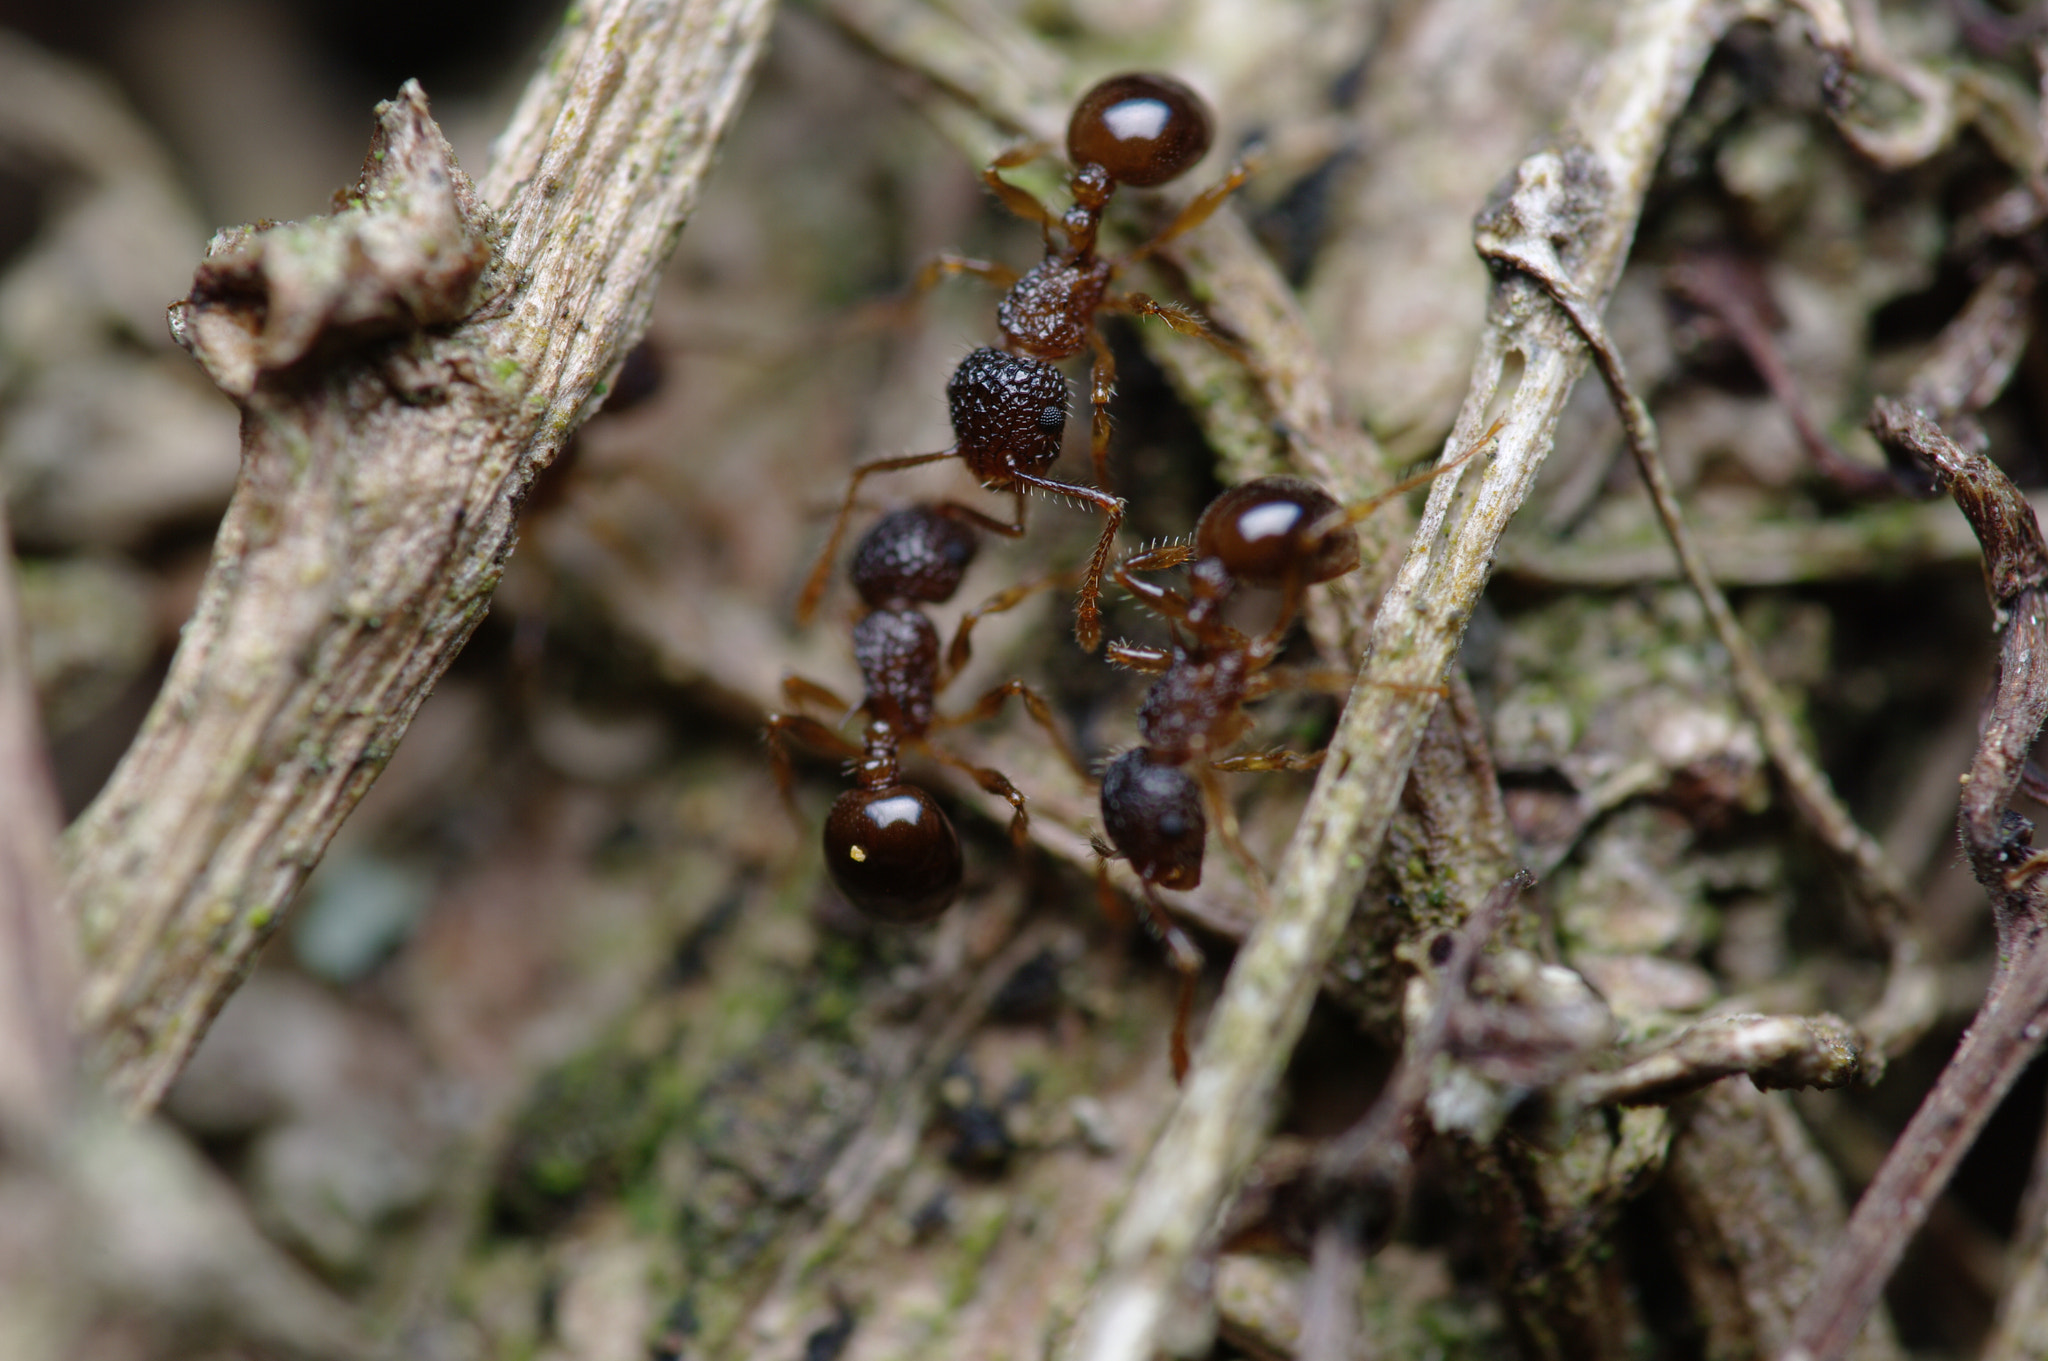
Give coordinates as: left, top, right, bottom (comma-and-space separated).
1099, 748, 1206, 890
852, 506, 980, 608
1067, 73, 1213, 188
948, 347, 1069, 478
1194, 476, 1359, 588
824, 784, 962, 924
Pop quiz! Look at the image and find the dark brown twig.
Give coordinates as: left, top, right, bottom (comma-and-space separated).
1663, 254, 1896, 497
1782, 402, 2048, 1361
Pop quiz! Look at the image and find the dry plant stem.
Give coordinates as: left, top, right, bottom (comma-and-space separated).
1663, 255, 1894, 496
0, 513, 70, 1137
1790, 0, 1955, 168
1563, 1012, 1863, 1108
1298, 872, 1531, 1361
1904, 260, 2035, 424
1059, 3, 1735, 1357
1786, 404, 2048, 1361
1489, 235, 1931, 1059
57, 0, 776, 1113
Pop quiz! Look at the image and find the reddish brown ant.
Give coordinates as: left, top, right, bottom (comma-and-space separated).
1094, 423, 1501, 1076
797, 73, 1248, 654
771, 502, 1086, 923
933, 71, 1250, 489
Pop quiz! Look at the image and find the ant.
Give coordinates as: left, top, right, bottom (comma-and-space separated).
797, 73, 1248, 654
1094, 425, 1501, 1076
770, 502, 1086, 923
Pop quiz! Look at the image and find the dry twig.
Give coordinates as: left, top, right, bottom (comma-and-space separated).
55, 0, 777, 1111
1785, 402, 2048, 1361
1483, 212, 1934, 1063
1060, 3, 1739, 1356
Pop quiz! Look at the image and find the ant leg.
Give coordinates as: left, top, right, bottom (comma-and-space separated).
940, 568, 1074, 683
783, 673, 856, 716
765, 713, 864, 824
1014, 473, 1124, 653
1195, 764, 1268, 898
1317, 413, 1509, 540
1093, 852, 1134, 930
1121, 159, 1255, 265
1211, 747, 1325, 773
1130, 882, 1204, 1082
983, 144, 1060, 233
939, 678, 1090, 782
927, 744, 1030, 843
795, 449, 960, 625
1112, 545, 1196, 626
1110, 292, 1248, 364
1088, 331, 1118, 491
912, 252, 1020, 297
1243, 665, 1353, 701
932, 496, 1029, 541
1105, 640, 1173, 675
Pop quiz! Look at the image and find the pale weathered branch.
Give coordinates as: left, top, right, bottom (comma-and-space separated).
1562, 1013, 1864, 1109
58, 0, 777, 1112
0, 512, 69, 1139
1060, 3, 1741, 1357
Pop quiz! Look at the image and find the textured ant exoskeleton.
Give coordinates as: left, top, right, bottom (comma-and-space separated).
771, 503, 1086, 923
1094, 425, 1501, 1075
795, 346, 1126, 652
798, 72, 1248, 654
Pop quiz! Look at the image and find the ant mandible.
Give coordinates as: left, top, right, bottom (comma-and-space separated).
1095, 424, 1501, 1076
771, 502, 1087, 923
797, 73, 1247, 654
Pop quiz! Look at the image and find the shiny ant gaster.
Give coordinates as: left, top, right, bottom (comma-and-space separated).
797, 73, 1248, 653
1095, 426, 1499, 1075
771, 503, 1085, 923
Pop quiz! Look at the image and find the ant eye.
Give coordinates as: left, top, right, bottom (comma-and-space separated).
824, 786, 962, 924
1040, 404, 1064, 433
1067, 73, 1213, 188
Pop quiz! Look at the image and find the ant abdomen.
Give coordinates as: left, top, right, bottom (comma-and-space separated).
852, 506, 979, 607
1100, 748, 1207, 891
1193, 476, 1360, 588
824, 785, 964, 924
948, 347, 1070, 478
1066, 73, 1215, 189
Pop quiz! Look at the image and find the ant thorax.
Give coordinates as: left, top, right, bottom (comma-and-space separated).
998, 257, 1114, 361
1136, 645, 1254, 763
